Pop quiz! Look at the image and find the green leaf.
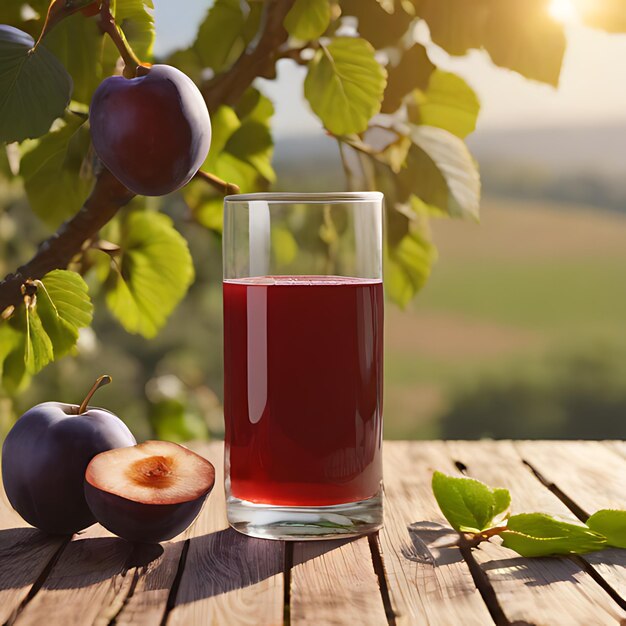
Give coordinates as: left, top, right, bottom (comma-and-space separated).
381, 43, 434, 114
0, 4, 27, 27
431, 470, 511, 533
43, 13, 103, 105
587, 510, 626, 549
242, 1, 264, 45
193, 0, 245, 70
501, 513, 607, 557
418, 0, 565, 86
0, 270, 92, 391
184, 99, 274, 232
375, 0, 395, 13
305, 37, 387, 135
381, 135, 412, 174
21, 114, 93, 228
24, 305, 53, 375
166, 47, 205, 85
340, 0, 414, 49
385, 228, 436, 307
582, 0, 626, 33
214, 152, 261, 193
194, 198, 224, 232
225, 120, 275, 183
149, 398, 208, 443
234, 88, 275, 124
402, 125, 480, 220
0, 25, 73, 143
483, 0, 565, 87
493, 488, 512, 520
35, 270, 94, 359
204, 105, 242, 169
0, 322, 26, 392
414, 70, 480, 139
285, 0, 331, 40
417, 0, 488, 56
114, 0, 155, 60
272, 226, 299, 266
103, 212, 195, 338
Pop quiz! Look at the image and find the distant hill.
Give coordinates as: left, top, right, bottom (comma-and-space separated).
274, 124, 626, 212
467, 123, 626, 176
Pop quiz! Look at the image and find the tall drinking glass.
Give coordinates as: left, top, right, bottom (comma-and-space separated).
223, 192, 384, 540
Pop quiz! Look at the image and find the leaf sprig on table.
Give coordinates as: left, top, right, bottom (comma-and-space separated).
432, 471, 626, 557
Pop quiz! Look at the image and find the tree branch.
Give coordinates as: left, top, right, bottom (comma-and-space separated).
0, 168, 134, 313
201, 0, 296, 112
0, 1, 298, 313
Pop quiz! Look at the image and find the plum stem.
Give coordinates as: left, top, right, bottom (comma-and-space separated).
99, 0, 144, 78
79, 375, 112, 414
194, 170, 240, 196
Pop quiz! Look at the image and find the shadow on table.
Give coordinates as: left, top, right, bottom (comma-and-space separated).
401, 521, 464, 566
478, 549, 625, 587
0, 525, 354, 602
173, 527, 357, 606
0, 527, 162, 591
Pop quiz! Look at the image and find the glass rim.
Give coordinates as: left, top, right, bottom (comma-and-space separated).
224, 191, 383, 204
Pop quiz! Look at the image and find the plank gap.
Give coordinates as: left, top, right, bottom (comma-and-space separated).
458, 544, 510, 626
521, 459, 590, 521
572, 555, 626, 611
283, 542, 293, 626
107, 563, 141, 625
3, 534, 71, 626
367, 533, 396, 626
159, 538, 190, 626
454, 460, 469, 475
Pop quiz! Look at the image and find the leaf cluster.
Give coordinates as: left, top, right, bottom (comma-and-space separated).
0, 0, 623, 394
432, 471, 626, 557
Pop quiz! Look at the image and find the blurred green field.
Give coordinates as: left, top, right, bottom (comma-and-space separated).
384, 197, 626, 438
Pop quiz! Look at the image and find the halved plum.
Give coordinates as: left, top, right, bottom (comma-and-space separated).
85, 440, 215, 543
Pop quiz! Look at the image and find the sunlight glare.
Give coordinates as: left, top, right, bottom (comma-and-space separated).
549, 0, 580, 24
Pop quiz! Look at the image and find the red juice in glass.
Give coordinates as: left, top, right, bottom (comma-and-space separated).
223, 276, 384, 507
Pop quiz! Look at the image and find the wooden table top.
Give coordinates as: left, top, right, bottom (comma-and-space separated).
0, 440, 624, 625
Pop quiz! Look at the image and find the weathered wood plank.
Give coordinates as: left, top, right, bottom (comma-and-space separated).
605, 440, 626, 461
12, 523, 135, 626
166, 442, 285, 626
447, 440, 626, 625
515, 440, 626, 512
378, 441, 494, 625
0, 466, 68, 623
290, 537, 387, 625
514, 440, 626, 601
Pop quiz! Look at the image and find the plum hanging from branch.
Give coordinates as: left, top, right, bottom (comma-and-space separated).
90, 65, 212, 196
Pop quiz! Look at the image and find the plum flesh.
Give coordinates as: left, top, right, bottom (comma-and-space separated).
85, 441, 215, 543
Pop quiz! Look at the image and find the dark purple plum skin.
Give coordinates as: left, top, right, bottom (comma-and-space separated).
89, 64, 211, 196
84, 482, 211, 543
1, 403, 136, 535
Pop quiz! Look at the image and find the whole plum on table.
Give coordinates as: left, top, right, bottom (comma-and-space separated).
89, 64, 211, 196
1, 376, 136, 535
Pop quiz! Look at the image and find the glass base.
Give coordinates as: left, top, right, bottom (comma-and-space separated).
226, 487, 384, 541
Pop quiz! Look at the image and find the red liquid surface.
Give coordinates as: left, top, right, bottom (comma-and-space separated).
223, 276, 384, 506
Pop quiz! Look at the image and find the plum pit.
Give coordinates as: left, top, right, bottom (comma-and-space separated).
128, 455, 175, 488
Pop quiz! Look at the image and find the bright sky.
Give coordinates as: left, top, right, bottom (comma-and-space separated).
153, 1, 626, 137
